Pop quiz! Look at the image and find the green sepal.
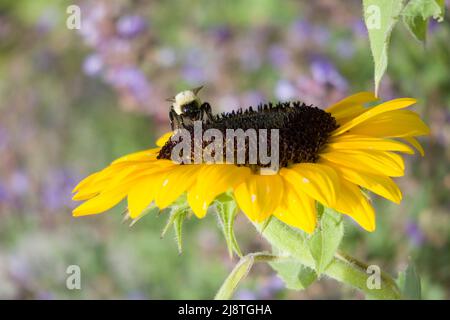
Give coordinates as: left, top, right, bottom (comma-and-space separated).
214, 192, 242, 258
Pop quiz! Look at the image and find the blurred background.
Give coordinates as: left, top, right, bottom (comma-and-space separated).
0, 0, 449, 299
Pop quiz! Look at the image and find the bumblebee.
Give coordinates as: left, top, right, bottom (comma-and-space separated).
167, 86, 213, 130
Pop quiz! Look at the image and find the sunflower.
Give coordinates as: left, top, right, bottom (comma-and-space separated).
72, 92, 429, 233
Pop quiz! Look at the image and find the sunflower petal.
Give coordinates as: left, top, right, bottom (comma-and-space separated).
128, 171, 171, 218
332, 98, 417, 136
320, 150, 404, 177
403, 137, 425, 156
321, 160, 402, 203
333, 179, 376, 232
234, 174, 284, 223
328, 135, 414, 154
156, 132, 173, 147
73, 183, 132, 216
187, 165, 251, 218
348, 110, 430, 138
273, 181, 317, 234
281, 163, 339, 207
154, 165, 201, 209
326, 92, 378, 124
111, 148, 160, 164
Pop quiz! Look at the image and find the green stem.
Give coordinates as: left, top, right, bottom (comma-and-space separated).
254, 218, 402, 300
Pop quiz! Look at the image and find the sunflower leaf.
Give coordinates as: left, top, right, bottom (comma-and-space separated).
269, 257, 317, 290
397, 261, 422, 300
363, 0, 406, 95
402, 0, 445, 42
307, 207, 344, 277
215, 193, 242, 258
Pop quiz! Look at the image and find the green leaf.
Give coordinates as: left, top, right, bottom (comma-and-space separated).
270, 258, 317, 290
398, 262, 422, 300
215, 193, 242, 258
307, 208, 344, 276
363, 0, 406, 95
402, 0, 445, 42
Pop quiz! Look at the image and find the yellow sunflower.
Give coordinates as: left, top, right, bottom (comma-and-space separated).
72, 92, 429, 233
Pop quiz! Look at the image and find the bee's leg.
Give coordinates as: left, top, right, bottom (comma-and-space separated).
169, 109, 184, 130
201, 102, 214, 122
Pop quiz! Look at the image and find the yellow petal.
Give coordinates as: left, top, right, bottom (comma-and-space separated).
73, 160, 173, 200
281, 163, 339, 207
111, 148, 160, 165
403, 137, 425, 156
72, 182, 132, 216
326, 92, 378, 124
320, 150, 404, 177
127, 170, 170, 218
348, 110, 430, 138
156, 131, 173, 147
332, 98, 417, 136
154, 164, 201, 209
322, 160, 402, 203
333, 179, 376, 232
234, 174, 284, 223
187, 164, 251, 218
273, 181, 317, 234
327, 134, 414, 154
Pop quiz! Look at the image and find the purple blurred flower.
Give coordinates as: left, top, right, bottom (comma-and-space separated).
0, 183, 9, 202
312, 26, 330, 46
155, 47, 177, 67
116, 15, 148, 38
242, 90, 266, 107
336, 39, 355, 59
235, 289, 257, 300
106, 66, 152, 104
78, 3, 108, 46
83, 54, 103, 76
238, 43, 262, 71
210, 25, 233, 43
310, 56, 348, 91
182, 65, 206, 85
268, 45, 290, 68
10, 170, 29, 196
42, 170, 78, 212
405, 220, 425, 247
291, 19, 314, 42
259, 275, 284, 299
275, 79, 297, 100
428, 19, 441, 33
352, 20, 368, 38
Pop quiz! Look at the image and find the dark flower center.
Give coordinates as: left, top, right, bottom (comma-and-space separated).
157, 101, 338, 169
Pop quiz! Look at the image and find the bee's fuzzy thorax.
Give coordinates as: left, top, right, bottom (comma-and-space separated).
173, 90, 199, 115
159, 101, 339, 168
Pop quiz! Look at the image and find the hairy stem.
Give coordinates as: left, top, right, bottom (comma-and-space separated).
254, 218, 402, 300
